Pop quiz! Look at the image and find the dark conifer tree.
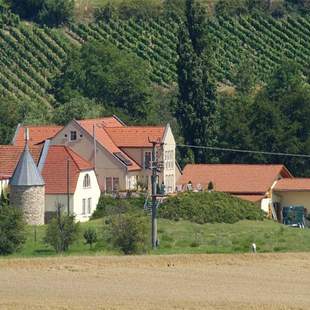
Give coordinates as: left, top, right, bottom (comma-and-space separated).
176, 0, 218, 163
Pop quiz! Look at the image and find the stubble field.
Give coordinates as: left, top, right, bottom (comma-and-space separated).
0, 253, 310, 309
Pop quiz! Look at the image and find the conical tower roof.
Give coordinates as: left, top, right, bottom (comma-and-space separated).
10, 144, 45, 186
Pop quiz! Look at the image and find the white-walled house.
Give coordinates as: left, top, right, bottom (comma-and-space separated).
50, 116, 179, 194
0, 144, 101, 222
40, 145, 101, 222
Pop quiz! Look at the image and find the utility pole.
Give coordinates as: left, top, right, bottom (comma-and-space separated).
67, 158, 70, 215
149, 138, 164, 249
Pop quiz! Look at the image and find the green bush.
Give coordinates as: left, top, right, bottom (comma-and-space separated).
104, 212, 148, 254
0, 205, 26, 255
158, 192, 265, 224
44, 212, 80, 253
92, 195, 144, 219
83, 227, 98, 249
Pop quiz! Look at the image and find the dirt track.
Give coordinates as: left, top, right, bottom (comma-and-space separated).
0, 253, 310, 309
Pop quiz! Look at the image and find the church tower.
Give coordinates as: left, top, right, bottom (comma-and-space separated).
9, 130, 45, 225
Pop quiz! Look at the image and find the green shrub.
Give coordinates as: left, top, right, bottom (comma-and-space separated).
0, 205, 26, 255
83, 227, 98, 249
104, 212, 148, 254
158, 192, 265, 224
92, 195, 144, 219
44, 212, 80, 253
190, 241, 200, 248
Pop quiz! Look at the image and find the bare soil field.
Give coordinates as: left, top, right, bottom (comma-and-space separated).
0, 253, 310, 309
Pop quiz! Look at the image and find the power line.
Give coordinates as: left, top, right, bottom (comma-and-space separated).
175, 144, 310, 159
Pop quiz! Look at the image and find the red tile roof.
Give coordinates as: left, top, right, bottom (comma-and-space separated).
178, 164, 293, 195
14, 125, 63, 147
236, 194, 266, 203
0, 174, 10, 180
76, 119, 141, 171
0, 145, 42, 177
77, 116, 125, 129
274, 178, 310, 192
105, 127, 165, 147
42, 146, 93, 194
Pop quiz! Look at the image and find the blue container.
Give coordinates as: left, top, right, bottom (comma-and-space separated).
282, 206, 305, 226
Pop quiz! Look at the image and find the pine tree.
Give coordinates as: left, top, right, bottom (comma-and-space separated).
176, 0, 218, 163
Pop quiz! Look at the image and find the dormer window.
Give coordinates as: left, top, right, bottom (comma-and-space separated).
70, 131, 77, 141
83, 174, 91, 188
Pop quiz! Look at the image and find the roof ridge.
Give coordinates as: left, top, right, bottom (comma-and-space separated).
20, 124, 62, 128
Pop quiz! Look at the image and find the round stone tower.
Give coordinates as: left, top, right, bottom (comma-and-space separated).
9, 143, 45, 225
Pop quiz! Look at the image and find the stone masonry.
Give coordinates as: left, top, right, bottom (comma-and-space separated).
10, 185, 45, 225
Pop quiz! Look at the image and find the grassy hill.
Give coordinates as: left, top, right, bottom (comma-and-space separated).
3, 11, 310, 105
10, 218, 310, 257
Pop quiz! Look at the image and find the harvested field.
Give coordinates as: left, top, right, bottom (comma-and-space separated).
1, 253, 310, 309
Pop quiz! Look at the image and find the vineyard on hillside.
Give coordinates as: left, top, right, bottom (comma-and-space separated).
70, 14, 310, 85
0, 10, 71, 107
3, 12, 310, 105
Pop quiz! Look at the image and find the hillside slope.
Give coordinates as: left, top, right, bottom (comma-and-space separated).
2, 13, 310, 105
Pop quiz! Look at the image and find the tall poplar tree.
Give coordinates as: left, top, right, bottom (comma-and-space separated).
176, 0, 218, 163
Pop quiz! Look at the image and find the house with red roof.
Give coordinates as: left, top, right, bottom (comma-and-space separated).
178, 164, 310, 220
50, 116, 178, 194
0, 143, 101, 222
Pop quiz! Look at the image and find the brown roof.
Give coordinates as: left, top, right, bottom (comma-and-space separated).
14, 125, 63, 147
274, 178, 310, 192
0, 145, 42, 176
42, 145, 93, 194
179, 164, 293, 195
105, 127, 165, 147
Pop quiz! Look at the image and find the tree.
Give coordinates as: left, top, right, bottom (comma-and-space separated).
176, 0, 218, 163
247, 61, 310, 176
105, 212, 148, 254
0, 96, 51, 144
37, 0, 74, 26
9, 0, 74, 26
9, 0, 43, 20
0, 205, 26, 255
52, 96, 104, 125
44, 205, 80, 253
84, 227, 97, 249
53, 41, 153, 122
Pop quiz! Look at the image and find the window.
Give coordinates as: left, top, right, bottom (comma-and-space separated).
87, 198, 92, 214
113, 177, 119, 191
106, 177, 112, 193
83, 174, 91, 188
144, 151, 152, 169
82, 198, 86, 215
70, 131, 77, 141
165, 150, 174, 170
105, 177, 120, 193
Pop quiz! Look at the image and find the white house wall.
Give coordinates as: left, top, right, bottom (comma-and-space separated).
0, 179, 9, 196
163, 125, 176, 193
73, 170, 101, 222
